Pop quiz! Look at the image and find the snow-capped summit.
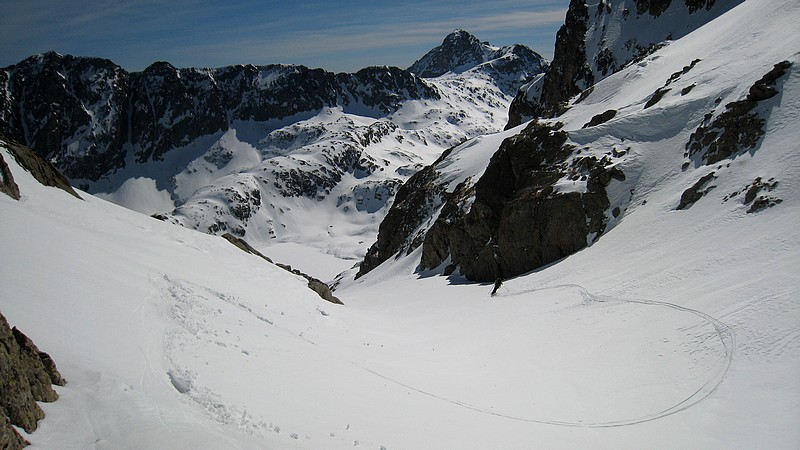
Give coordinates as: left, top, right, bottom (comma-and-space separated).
408, 29, 491, 77
408, 29, 548, 84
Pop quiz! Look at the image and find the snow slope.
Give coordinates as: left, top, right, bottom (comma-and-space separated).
1, 1, 799, 449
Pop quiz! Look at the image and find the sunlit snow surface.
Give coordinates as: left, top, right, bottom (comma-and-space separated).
2, 0, 800, 448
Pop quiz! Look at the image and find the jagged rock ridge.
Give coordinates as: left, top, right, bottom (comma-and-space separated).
0, 53, 440, 182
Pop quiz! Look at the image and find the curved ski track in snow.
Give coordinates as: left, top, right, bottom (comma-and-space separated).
354, 284, 735, 428
159, 272, 734, 430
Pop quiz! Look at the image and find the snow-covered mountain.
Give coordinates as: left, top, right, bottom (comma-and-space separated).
0, 56, 440, 182
356, 0, 792, 282
507, 0, 744, 126
2, 1, 800, 448
409, 29, 548, 94
0, 32, 546, 259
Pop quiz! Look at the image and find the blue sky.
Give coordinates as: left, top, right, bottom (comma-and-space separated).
0, 0, 568, 72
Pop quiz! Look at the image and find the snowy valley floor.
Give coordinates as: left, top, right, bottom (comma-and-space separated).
2, 137, 799, 449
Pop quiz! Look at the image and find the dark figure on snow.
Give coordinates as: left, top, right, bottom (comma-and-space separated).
491, 278, 503, 296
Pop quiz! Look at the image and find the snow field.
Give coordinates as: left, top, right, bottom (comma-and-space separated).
1, 0, 799, 448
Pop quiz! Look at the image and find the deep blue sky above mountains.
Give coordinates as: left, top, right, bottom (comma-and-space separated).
0, 0, 567, 72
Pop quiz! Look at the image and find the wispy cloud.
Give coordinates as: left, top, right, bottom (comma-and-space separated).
0, 0, 567, 72
174, 7, 566, 69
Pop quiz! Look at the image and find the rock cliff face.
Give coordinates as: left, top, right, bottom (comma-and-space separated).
358, 121, 624, 281
0, 150, 19, 200
507, 0, 743, 127
357, 151, 452, 277
0, 312, 65, 448
410, 29, 491, 77
0, 53, 129, 181
420, 121, 616, 281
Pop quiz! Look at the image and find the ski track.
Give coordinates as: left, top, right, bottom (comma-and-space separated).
353, 284, 735, 429
156, 272, 734, 430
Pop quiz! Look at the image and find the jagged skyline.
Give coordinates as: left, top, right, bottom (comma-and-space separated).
0, 0, 567, 73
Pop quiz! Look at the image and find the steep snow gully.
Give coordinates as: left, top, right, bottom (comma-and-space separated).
351, 284, 734, 429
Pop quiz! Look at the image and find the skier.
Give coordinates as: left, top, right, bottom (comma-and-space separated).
490, 238, 503, 297
491, 278, 503, 296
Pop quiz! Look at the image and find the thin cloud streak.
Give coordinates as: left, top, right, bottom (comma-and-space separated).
0, 1, 567, 72
176, 8, 566, 70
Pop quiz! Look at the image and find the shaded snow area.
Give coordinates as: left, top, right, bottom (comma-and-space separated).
1, 1, 799, 449
94, 177, 175, 215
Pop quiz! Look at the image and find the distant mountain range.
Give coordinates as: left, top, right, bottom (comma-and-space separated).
0, 30, 547, 259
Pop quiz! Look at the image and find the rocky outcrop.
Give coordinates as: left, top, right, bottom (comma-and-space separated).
507, 0, 742, 128
644, 59, 703, 110
0, 134, 81, 199
337, 66, 441, 113
677, 172, 716, 210
0, 151, 19, 200
359, 121, 621, 282
1, 415, 28, 449
0, 53, 129, 181
582, 109, 617, 128
127, 62, 228, 163
221, 233, 343, 304
507, 0, 592, 126
419, 121, 615, 281
686, 61, 791, 166
0, 312, 65, 448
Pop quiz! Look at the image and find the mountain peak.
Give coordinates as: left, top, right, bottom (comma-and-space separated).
443, 29, 480, 44
408, 29, 493, 78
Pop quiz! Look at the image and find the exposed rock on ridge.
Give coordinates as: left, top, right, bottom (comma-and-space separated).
409, 29, 498, 78
0, 53, 129, 181
507, 0, 743, 128
0, 151, 19, 200
685, 61, 792, 166
357, 150, 453, 278
1, 134, 81, 199
221, 233, 343, 304
508, 0, 592, 125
